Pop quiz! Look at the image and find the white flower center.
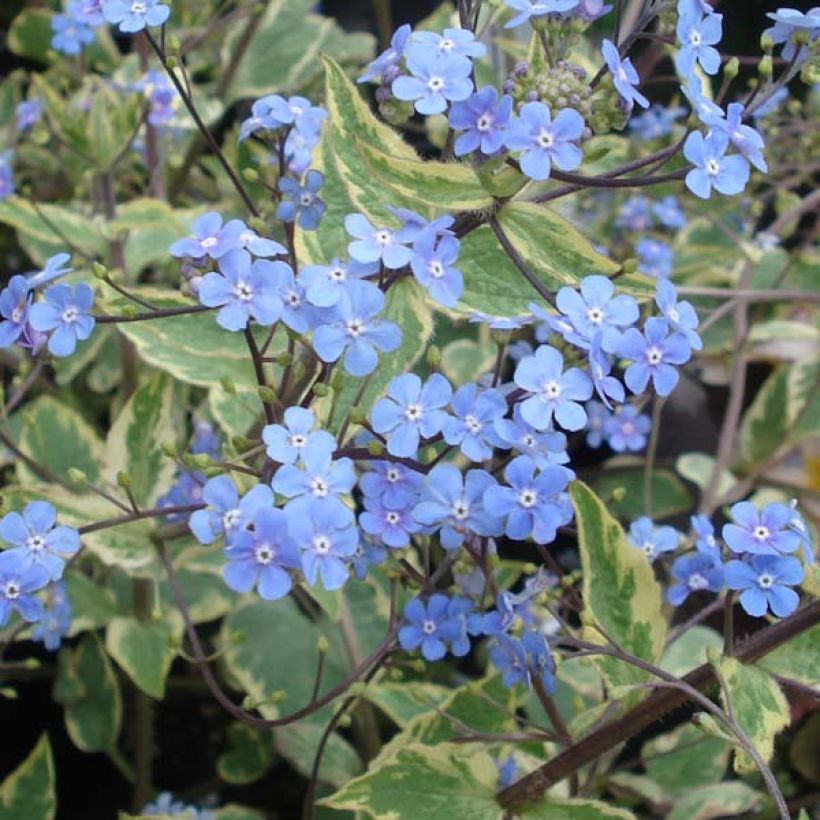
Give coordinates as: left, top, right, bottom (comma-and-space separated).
688, 572, 708, 591
222, 508, 241, 530
452, 500, 470, 520
404, 404, 423, 422
621, 422, 635, 436
642, 541, 655, 557
519, 489, 538, 509
310, 477, 328, 497
200, 236, 218, 250
386, 511, 401, 525
646, 347, 663, 366
428, 76, 445, 92
753, 525, 770, 542
4, 581, 20, 600
757, 572, 774, 589
329, 266, 346, 282
254, 543, 274, 565
476, 114, 493, 132
541, 380, 562, 401
523, 434, 536, 448
428, 260, 445, 279
285, 289, 300, 307
346, 318, 364, 337
587, 307, 604, 324
11, 305, 25, 323
668, 307, 680, 322
62, 307, 79, 324
422, 619, 437, 635
689, 29, 702, 47
706, 158, 720, 176
313, 535, 331, 555
537, 129, 555, 149
375, 231, 391, 247
299, 192, 314, 207
289, 433, 307, 449
386, 468, 400, 483
26, 535, 46, 553
234, 281, 254, 302
464, 414, 482, 434
131, 0, 147, 13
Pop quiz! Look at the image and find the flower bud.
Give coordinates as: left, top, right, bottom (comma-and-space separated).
67, 467, 87, 484
723, 57, 740, 80
758, 55, 773, 78
220, 376, 236, 394
92, 262, 109, 280
161, 442, 177, 458
313, 383, 331, 398
258, 385, 278, 404
116, 471, 131, 489
426, 345, 441, 371
316, 635, 329, 654
122, 304, 138, 317
242, 167, 260, 182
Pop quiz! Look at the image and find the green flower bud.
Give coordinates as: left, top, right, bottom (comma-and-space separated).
122, 304, 138, 318
313, 383, 331, 398
67, 467, 88, 484
92, 262, 109, 280
242, 167, 260, 183
220, 376, 236, 394
426, 345, 441, 370
116, 471, 131, 489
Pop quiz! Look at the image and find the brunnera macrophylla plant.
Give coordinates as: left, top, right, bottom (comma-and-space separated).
0, 0, 818, 818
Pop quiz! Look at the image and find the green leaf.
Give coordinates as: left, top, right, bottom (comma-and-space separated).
160, 568, 234, 625
642, 723, 729, 797
756, 623, 819, 691
217, 723, 274, 785
594, 468, 693, 520
15, 395, 104, 486
104, 373, 178, 507
520, 799, 636, 819
320, 744, 503, 820
666, 782, 762, 820
717, 657, 790, 774
570, 481, 666, 690
208, 387, 261, 438
672, 218, 738, 285
676, 452, 735, 498
441, 338, 497, 387
64, 571, 125, 636
660, 626, 723, 677
0, 734, 56, 820
56, 635, 122, 753
274, 723, 361, 788
223, 1, 374, 105
105, 614, 182, 699
354, 139, 494, 211
363, 681, 452, 728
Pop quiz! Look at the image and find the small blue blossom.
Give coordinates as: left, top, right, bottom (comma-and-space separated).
751, 87, 788, 121
276, 170, 326, 230
170, 212, 245, 260
413, 465, 501, 549
495, 404, 569, 468
102, 0, 170, 33
504, 0, 581, 29
708, 103, 768, 173
0, 152, 13, 201
264, 261, 313, 333
588, 332, 625, 406
359, 496, 421, 549
629, 105, 685, 140
0, 550, 49, 627
398, 594, 462, 661
28, 283, 95, 357
627, 516, 680, 561
273, 449, 355, 522
27, 253, 74, 290
371, 373, 452, 458
574, 0, 612, 22
619, 317, 692, 397
616, 195, 654, 231
142, 792, 214, 819
497, 756, 519, 790
763, 7, 820, 63
15, 99, 42, 133
726, 554, 803, 618
410, 232, 463, 308
262, 407, 336, 466
483, 456, 573, 544
636, 237, 674, 279
652, 196, 687, 229
299, 258, 376, 307
359, 24, 411, 84
602, 39, 650, 109
490, 634, 529, 687
722, 501, 801, 556
137, 70, 178, 126
786, 501, 814, 565
504, 103, 585, 181
0, 502, 80, 581
188, 476, 274, 545
359, 460, 423, 510
449, 87, 513, 156
223, 508, 300, 600
584, 399, 613, 448
514, 344, 593, 431
51, 12, 95, 54
352, 538, 387, 581
603, 404, 651, 452
70, 0, 105, 26
411, 28, 487, 60
289, 505, 358, 591
675, 12, 723, 76
680, 72, 725, 125
691, 513, 721, 560
388, 207, 454, 244
683, 131, 750, 199
345, 213, 412, 270
312, 281, 401, 377
667, 551, 724, 605
655, 279, 702, 350
0, 276, 32, 348
443, 383, 507, 462
237, 225, 286, 258
198, 250, 283, 331
392, 48, 474, 115
32, 582, 72, 652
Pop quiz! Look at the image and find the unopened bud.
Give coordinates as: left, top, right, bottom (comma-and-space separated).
161, 442, 178, 458
270, 689, 287, 703
92, 262, 109, 279
258, 385, 278, 404
116, 471, 131, 489
242, 167, 259, 183
348, 682, 367, 697
248, 216, 267, 233
426, 345, 441, 371
316, 635, 329, 654
758, 55, 773, 78
276, 352, 293, 368
67, 467, 87, 484
760, 32, 774, 52
348, 407, 366, 426
723, 57, 740, 80
203, 466, 224, 477
220, 377, 236, 394
168, 35, 181, 53
337, 713, 352, 728
232, 436, 255, 451
191, 453, 212, 469
165, 57, 178, 70
611, 486, 627, 502
313, 383, 330, 398
122, 304, 138, 317
366, 440, 384, 456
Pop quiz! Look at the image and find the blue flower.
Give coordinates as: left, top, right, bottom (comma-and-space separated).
449, 87, 513, 156
602, 39, 649, 109
683, 131, 750, 199
28, 283, 95, 357
359, 496, 421, 549
619, 317, 691, 397
691, 513, 721, 559
137, 70, 178, 126
392, 49, 473, 115
289, 505, 358, 591
410, 232, 463, 308
513, 344, 593, 431
708, 103, 767, 173
238, 95, 293, 142
70, 0, 105, 26
556, 274, 639, 350
522, 630, 556, 692
764, 7, 820, 63
603, 404, 651, 452
170, 212, 245, 260
51, 13, 95, 54
398, 594, 462, 661
503, 0, 581, 28
411, 28, 487, 59
722, 501, 801, 557
27, 253, 74, 290
371, 372, 452, 458
15, 99, 42, 133
786, 501, 814, 565
0, 152, 13, 201
198, 250, 283, 331
32, 582, 72, 652
616, 195, 654, 231
680, 72, 725, 125
0, 276, 32, 348
667, 551, 724, 605
272, 449, 355, 522
276, 170, 325, 230
497, 756, 519, 790
262, 407, 336, 465
188, 476, 273, 545
588, 332, 625, 406
652, 195, 687, 229
352, 538, 387, 581
627, 516, 680, 561
0, 501, 80, 581
102, 0, 170, 33
655, 279, 701, 351
443, 384, 507, 462
584, 399, 613, 448
636, 237, 674, 279
0, 550, 49, 627
726, 555, 803, 618
311, 281, 401, 377
344, 213, 412, 269
675, 12, 723, 76
223, 508, 300, 600
494, 404, 569, 468
629, 105, 685, 140
236, 225, 286, 258
359, 460, 423, 510
484, 455, 573, 544
264, 261, 313, 333
388, 207, 455, 244
299, 258, 377, 307
574, 0, 612, 22
413, 465, 502, 549
490, 634, 529, 687
359, 24, 411, 84
504, 103, 585, 181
